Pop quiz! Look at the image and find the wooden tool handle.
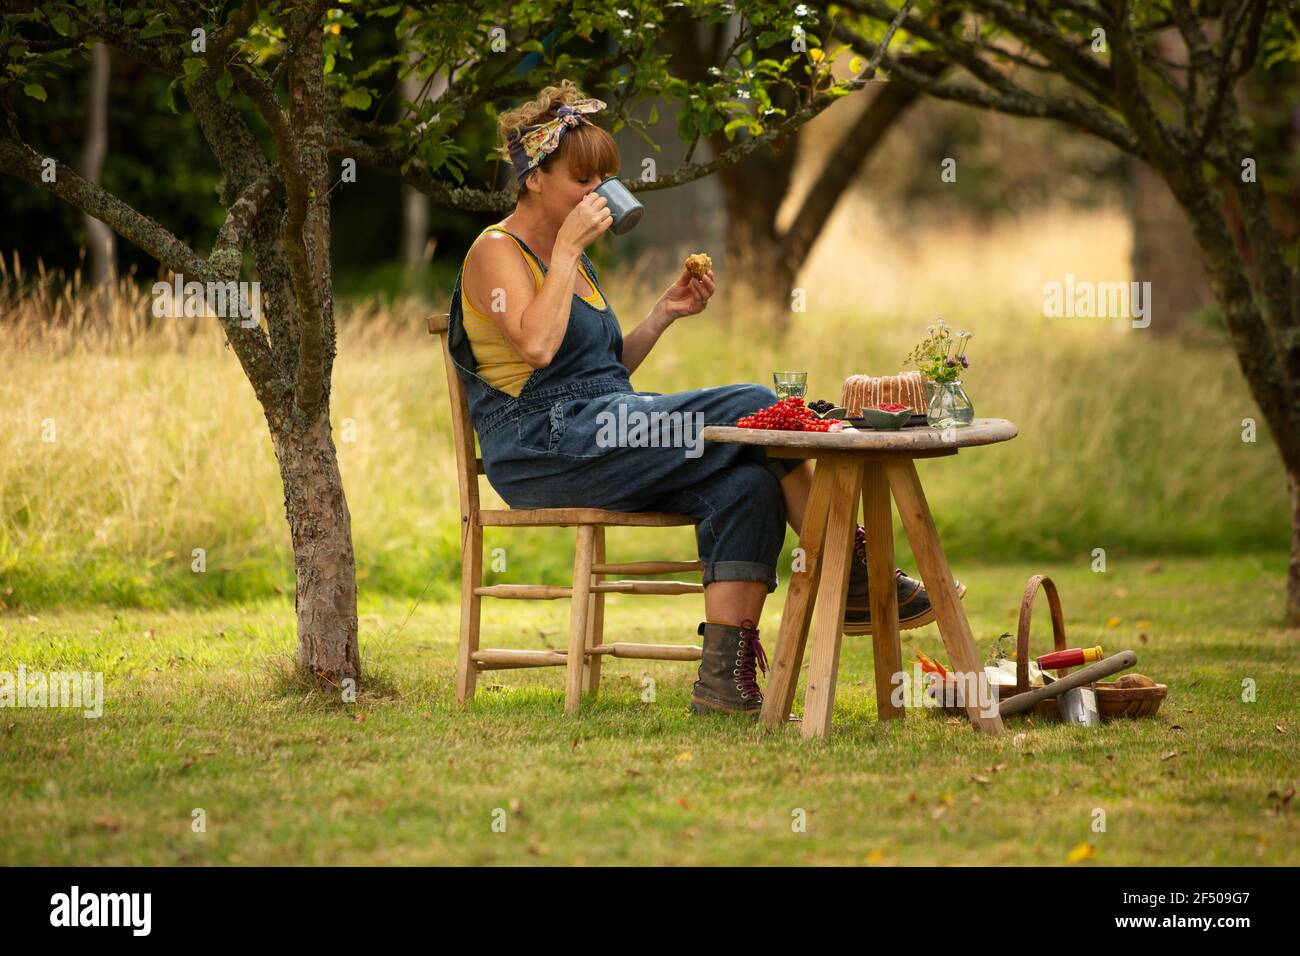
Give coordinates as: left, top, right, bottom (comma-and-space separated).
998, 651, 1137, 717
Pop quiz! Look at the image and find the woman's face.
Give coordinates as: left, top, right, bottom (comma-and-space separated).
529, 154, 605, 223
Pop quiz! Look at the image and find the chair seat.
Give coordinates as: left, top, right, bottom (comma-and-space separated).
478, 508, 697, 528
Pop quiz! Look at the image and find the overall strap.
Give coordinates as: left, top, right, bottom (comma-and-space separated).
484, 225, 548, 275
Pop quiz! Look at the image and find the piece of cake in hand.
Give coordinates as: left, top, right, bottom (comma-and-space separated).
684, 253, 712, 279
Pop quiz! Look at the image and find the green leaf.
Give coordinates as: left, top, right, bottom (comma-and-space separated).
375, 4, 402, 15
216, 70, 233, 100
182, 57, 205, 79
520, 39, 545, 54
140, 17, 167, 39
723, 117, 753, 140
165, 77, 183, 115
50, 12, 73, 37
340, 87, 371, 110
22, 83, 46, 102
324, 53, 335, 74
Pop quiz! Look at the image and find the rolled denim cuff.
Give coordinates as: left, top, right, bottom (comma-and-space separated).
702, 560, 779, 594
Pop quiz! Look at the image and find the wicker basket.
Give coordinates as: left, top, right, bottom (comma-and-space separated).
929, 574, 1166, 720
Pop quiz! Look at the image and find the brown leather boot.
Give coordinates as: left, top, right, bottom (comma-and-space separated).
843, 523, 965, 635
688, 618, 768, 717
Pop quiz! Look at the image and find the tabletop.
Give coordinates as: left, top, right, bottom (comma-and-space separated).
701, 418, 1018, 456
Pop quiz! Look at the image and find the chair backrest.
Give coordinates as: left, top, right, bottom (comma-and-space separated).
428, 313, 483, 527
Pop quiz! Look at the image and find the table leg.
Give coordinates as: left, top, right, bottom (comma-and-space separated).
801, 462, 863, 739
759, 458, 835, 730
884, 459, 1004, 734
862, 463, 904, 720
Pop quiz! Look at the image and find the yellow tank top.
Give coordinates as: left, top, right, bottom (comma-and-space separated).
460, 224, 607, 397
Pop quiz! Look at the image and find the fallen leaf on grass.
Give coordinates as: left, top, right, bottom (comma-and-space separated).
1160, 750, 1178, 761
674, 751, 694, 764
1066, 842, 1096, 863
866, 849, 889, 863
92, 816, 122, 832
971, 775, 991, 785
676, 797, 691, 810
931, 806, 946, 820
1106, 616, 1121, 629
354, 712, 366, 724
1277, 725, 1285, 734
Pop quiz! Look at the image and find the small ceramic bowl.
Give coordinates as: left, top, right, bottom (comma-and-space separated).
809, 404, 847, 420
860, 406, 913, 430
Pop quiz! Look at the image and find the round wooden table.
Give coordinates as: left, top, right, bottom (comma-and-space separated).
700, 418, 1018, 737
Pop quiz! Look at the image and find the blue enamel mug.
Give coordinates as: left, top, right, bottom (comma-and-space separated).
592, 176, 644, 235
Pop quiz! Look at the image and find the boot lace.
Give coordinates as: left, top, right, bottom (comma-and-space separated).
734, 618, 768, 699
853, 524, 907, 587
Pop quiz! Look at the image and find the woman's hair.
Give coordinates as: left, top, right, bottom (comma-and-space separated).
496, 80, 620, 197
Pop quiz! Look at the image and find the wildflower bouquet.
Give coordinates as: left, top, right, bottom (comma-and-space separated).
904, 318, 972, 384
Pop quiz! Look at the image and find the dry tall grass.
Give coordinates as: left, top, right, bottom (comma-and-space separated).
0, 205, 1286, 608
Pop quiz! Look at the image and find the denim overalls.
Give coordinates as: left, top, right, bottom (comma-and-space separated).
446, 225, 800, 592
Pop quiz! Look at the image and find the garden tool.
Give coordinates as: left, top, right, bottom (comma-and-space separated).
998, 651, 1137, 718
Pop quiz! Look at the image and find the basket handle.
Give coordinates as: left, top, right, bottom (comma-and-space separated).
1014, 574, 1068, 694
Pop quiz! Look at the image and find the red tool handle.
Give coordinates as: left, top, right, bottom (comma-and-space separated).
1037, 645, 1104, 669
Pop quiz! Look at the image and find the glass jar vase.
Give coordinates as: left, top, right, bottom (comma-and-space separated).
923, 379, 974, 428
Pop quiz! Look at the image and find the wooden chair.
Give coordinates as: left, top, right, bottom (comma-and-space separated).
428, 314, 704, 713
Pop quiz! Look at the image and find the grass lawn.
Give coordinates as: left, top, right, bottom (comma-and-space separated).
3, 554, 1295, 866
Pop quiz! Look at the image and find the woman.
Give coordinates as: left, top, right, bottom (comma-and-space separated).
446, 81, 947, 717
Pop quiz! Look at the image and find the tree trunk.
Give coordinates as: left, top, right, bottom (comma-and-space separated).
718, 172, 797, 327
1128, 157, 1214, 334
1159, 164, 1300, 622
81, 43, 115, 288
271, 409, 360, 682
1291, 471, 1300, 626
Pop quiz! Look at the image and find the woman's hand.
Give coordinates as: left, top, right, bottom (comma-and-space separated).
656, 266, 715, 322
555, 193, 613, 258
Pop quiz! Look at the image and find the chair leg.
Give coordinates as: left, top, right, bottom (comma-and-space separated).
455, 517, 483, 706
565, 524, 597, 714
583, 526, 606, 696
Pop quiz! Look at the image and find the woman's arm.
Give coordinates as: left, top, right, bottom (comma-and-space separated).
466, 235, 579, 369
621, 267, 715, 375
620, 303, 674, 376
465, 195, 613, 368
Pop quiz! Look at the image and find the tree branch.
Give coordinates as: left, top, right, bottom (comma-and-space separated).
0, 136, 208, 277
